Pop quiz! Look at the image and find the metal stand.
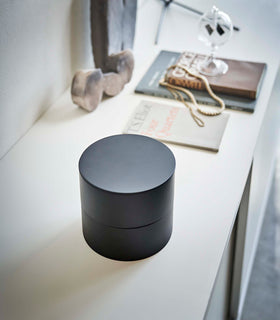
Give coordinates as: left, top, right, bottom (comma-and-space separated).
155, 0, 239, 44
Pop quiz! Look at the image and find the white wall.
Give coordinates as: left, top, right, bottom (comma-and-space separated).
0, 0, 92, 158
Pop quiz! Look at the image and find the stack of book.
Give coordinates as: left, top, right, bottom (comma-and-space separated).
130, 50, 266, 151
135, 50, 266, 113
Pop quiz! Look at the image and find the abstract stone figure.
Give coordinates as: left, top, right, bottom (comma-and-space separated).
71, 0, 137, 112
71, 50, 134, 112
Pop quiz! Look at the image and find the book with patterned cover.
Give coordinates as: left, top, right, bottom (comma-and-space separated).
166, 51, 266, 100
124, 100, 230, 152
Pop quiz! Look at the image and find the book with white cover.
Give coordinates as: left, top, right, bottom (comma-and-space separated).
124, 100, 230, 152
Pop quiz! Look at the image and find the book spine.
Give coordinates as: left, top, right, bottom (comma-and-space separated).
135, 89, 175, 100
197, 99, 253, 113
210, 86, 256, 100
134, 89, 254, 113
168, 78, 205, 90
167, 78, 256, 99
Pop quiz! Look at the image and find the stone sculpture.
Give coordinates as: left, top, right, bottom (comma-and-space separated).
71, 0, 137, 112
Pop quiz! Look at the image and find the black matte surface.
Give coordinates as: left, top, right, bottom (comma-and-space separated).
80, 175, 174, 228
79, 134, 175, 193
79, 134, 176, 261
82, 211, 173, 261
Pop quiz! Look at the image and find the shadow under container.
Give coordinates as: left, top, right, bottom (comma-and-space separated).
79, 134, 176, 261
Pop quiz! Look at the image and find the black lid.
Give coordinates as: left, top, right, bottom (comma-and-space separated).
79, 134, 175, 194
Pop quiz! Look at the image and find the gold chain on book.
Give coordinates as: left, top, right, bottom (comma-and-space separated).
159, 64, 225, 127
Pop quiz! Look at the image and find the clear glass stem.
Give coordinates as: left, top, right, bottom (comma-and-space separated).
208, 44, 216, 63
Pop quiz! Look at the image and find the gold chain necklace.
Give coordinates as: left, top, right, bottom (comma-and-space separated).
159, 64, 225, 127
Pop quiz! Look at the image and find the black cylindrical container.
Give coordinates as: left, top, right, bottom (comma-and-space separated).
79, 134, 175, 261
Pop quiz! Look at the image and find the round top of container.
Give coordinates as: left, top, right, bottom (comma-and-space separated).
79, 134, 176, 194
